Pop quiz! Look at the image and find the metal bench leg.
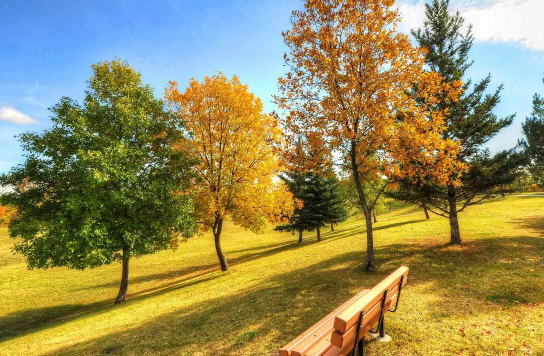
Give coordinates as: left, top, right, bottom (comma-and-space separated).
351, 311, 365, 356
369, 290, 387, 334
357, 338, 365, 356
379, 314, 385, 338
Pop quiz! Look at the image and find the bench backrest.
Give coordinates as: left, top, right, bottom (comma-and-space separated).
279, 288, 370, 356
279, 266, 409, 356
330, 266, 408, 350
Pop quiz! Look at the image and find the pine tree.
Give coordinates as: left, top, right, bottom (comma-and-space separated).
394, 0, 524, 244
302, 174, 329, 241
276, 171, 348, 242
324, 174, 349, 231
522, 77, 544, 185
275, 171, 315, 243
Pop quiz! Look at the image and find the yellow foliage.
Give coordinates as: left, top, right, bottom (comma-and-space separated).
275, 0, 467, 186
0, 204, 15, 225
166, 73, 294, 234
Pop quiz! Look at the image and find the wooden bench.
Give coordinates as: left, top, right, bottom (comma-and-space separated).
279, 266, 409, 356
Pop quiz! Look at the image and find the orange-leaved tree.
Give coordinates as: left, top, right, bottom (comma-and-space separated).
0, 204, 16, 225
275, 0, 465, 271
166, 73, 294, 271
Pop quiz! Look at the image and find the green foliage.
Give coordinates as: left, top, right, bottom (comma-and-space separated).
275, 171, 314, 234
522, 77, 544, 185
342, 176, 389, 216
0, 59, 196, 272
412, 0, 514, 155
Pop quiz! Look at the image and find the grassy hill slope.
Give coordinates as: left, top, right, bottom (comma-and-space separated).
1, 195, 543, 355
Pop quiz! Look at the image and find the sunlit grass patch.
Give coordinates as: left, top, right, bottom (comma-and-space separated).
0, 194, 543, 355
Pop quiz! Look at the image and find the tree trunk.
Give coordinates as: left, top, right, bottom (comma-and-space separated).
373, 210, 377, 223
298, 229, 303, 243
330, 222, 334, 232
213, 217, 229, 271
115, 245, 130, 304
351, 140, 375, 272
447, 184, 462, 244
316, 226, 321, 241
423, 205, 430, 220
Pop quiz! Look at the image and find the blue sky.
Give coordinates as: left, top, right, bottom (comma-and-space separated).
1, 0, 543, 173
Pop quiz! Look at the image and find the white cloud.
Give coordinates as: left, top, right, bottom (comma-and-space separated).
0, 105, 39, 125
397, 0, 544, 52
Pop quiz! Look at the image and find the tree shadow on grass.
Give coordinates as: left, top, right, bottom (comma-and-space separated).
377, 236, 544, 308
75, 239, 308, 293
0, 302, 107, 342
41, 252, 376, 356
318, 219, 425, 244
72, 219, 421, 300
0, 237, 324, 342
37, 234, 544, 356
227, 241, 297, 254
373, 220, 422, 232
0, 224, 365, 342
0, 272, 225, 343
512, 215, 544, 232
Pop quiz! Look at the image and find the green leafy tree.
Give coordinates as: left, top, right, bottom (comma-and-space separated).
522, 77, 544, 185
0, 60, 196, 303
400, 0, 521, 244
343, 175, 389, 223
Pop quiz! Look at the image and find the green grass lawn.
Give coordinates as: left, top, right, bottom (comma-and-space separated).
1, 195, 543, 355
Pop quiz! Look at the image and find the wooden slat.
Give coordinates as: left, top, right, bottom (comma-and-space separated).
301, 288, 386, 356
303, 297, 390, 356
290, 289, 370, 356
297, 333, 334, 356
321, 334, 356, 356
279, 288, 370, 356
333, 266, 409, 334
305, 268, 408, 355
330, 291, 398, 348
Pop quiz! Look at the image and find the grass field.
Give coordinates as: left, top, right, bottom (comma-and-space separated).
1, 195, 543, 355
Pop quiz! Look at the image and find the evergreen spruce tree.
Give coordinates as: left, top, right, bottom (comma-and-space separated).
324, 174, 349, 231
522, 77, 544, 185
276, 171, 348, 242
302, 174, 329, 241
275, 172, 315, 243
395, 0, 523, 244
